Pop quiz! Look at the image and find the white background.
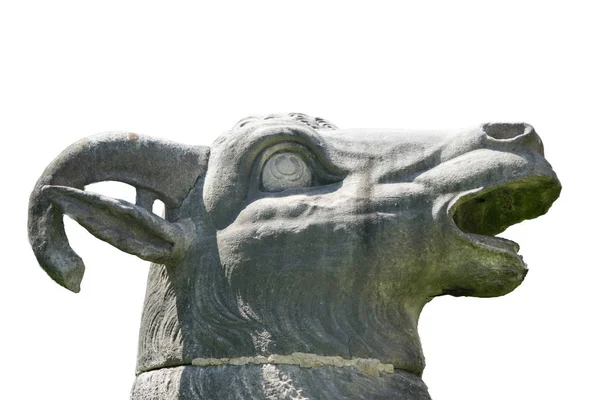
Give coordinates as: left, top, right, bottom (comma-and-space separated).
1, 1, 598, 399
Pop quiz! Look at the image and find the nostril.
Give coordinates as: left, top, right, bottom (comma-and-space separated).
482, 122, 544, 155
482, 123, 531, 140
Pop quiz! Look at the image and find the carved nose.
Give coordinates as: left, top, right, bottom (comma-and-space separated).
482, 122, 545, 155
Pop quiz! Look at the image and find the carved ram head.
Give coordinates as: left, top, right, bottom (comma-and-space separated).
28, 114, 561, 399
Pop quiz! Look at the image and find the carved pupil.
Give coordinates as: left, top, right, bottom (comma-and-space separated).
262, 152, 312, 192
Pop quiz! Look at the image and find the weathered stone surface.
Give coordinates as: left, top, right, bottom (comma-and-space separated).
28, 114, 561, 399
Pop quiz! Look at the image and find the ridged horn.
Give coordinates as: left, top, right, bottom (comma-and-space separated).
28, 132, 209, 293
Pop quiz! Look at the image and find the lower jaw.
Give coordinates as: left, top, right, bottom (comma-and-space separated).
468, 232, 522, 255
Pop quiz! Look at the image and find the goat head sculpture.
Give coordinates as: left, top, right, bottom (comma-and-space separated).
29, 114, 561, 399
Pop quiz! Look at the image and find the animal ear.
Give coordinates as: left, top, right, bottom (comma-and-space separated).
28, 132, 209, 293
42, 185, 195, 265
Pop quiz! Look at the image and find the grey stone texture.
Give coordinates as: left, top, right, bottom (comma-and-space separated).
28, 114, 561, 399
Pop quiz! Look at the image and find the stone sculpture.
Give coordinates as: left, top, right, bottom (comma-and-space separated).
28, 114, 561, 399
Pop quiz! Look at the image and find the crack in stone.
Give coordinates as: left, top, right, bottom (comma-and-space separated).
191, 352, 394, 377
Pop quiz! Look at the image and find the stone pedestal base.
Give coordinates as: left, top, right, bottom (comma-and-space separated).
131, 364, 431, 399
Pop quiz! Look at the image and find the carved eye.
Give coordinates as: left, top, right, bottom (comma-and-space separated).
261, 152, 312, 192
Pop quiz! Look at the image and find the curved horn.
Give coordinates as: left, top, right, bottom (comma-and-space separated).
28, 132, 209, 293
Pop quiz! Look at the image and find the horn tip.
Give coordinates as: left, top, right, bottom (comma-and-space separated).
39, 254, 85, 294
62, 272, 82, 293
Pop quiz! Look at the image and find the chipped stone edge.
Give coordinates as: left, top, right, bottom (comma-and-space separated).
191, 352, 395, 377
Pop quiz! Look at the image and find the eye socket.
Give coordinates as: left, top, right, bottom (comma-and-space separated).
262, 152, 312, 192
253, 142, 345, 195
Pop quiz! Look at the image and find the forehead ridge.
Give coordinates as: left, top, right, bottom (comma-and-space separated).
232, 112, 338, 132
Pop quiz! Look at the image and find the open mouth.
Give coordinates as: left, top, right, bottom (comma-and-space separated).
450, 176, 561, 257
